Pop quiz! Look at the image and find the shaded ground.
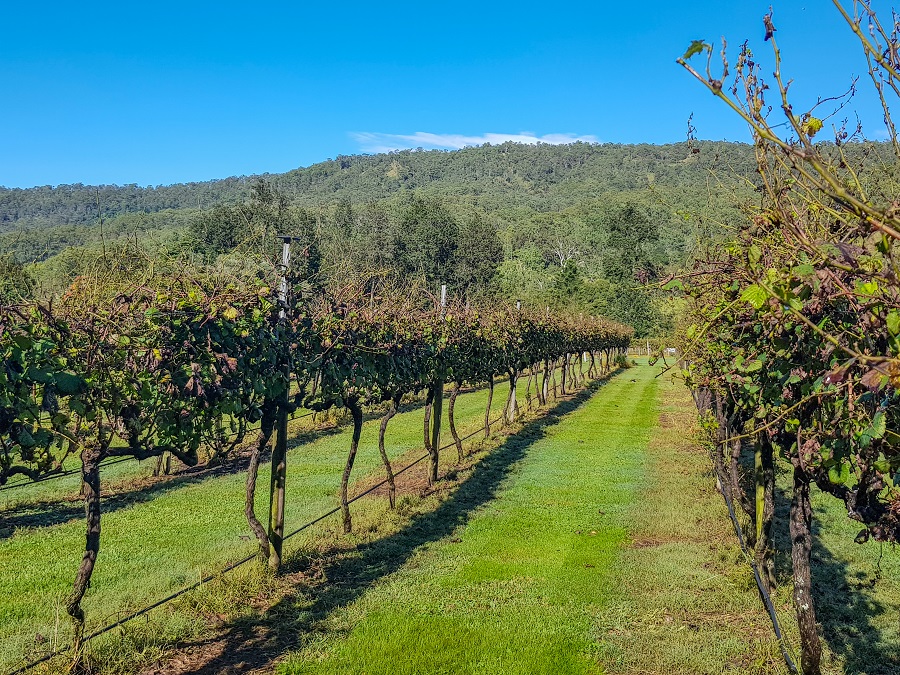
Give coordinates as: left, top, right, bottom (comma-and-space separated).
769, 472, 900, 674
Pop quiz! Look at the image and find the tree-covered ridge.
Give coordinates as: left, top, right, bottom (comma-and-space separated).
0, 141, 761, 338
0, 141, 756, 231
15, 138, 889, 338
0, 179, 249, 231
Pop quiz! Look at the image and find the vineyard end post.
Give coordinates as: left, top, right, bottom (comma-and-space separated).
269, 234, 295, 572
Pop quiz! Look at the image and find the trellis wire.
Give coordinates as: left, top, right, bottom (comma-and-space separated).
5, 414, 505, 675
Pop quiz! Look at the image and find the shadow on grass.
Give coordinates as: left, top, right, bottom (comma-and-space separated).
0, 375, 547, 539
0, 369, 555, 539
152, 380, 608, 675
0, 426, 343, 539
770, 481, 899, 675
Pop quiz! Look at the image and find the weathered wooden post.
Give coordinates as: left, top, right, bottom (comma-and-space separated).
268, 235, 295, 571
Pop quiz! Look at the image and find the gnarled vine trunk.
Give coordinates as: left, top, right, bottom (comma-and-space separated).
245, 407, 276, 559
153, 450, 172, 476
429, 379, 443, 485
790, 460, 822, 675
711, 392, 731, 499
448, 382, 463, 462
560, 354, 568, 395
523, 367, 534, 411
423, 387, 434, 454
534, 359, 550, 406
341, 398, 364, 533
66, 443, 102, 667
551, 359, 558, 399
504, 368, 519, 425
484, 375, 494, 438
754, 435, 776, 592
378, 395, 400, 509
729, 434, 755, 539
692, 386, 713, 416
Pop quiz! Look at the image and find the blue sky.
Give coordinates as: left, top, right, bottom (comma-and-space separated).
0, 1, 886, 188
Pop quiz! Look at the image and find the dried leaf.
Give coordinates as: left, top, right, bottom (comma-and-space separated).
860, 368, 887, 391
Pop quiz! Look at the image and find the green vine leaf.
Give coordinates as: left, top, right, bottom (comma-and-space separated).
828, 461, 851, 486
682, 40, 710, 60
741, 284, 768, 310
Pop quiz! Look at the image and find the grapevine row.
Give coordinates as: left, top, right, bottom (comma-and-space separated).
676, 7, 900, 673
0, 271, 631, 667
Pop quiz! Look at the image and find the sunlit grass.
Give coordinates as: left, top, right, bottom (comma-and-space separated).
12, 363, 889, 675
278, 365, 658, 675
594, 368, 790, 674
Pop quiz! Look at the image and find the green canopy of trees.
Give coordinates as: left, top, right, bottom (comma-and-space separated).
0, 140, 820, 335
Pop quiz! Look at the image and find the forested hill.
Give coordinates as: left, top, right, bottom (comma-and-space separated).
0, 140, 771, 338
0, 141, 757, 231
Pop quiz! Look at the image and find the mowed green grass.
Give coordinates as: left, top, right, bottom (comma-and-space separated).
279, 365, 658, 675
0, 374, 534, 670
595, 368, 791, 674
596, 369, 900, 674
25, 360, 895, 675
0, 452, 156, 510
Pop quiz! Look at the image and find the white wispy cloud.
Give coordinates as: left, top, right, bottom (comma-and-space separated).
350, 131, 599, 153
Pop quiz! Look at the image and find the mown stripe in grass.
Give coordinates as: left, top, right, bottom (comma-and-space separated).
278, 365, 658, 675
593, 367, 791, 674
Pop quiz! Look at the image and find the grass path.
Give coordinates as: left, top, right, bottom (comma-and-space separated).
275, 365, 808, 675
279, 365, 659, 675
120, 364, 900, 675
595, 367, 790, 673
